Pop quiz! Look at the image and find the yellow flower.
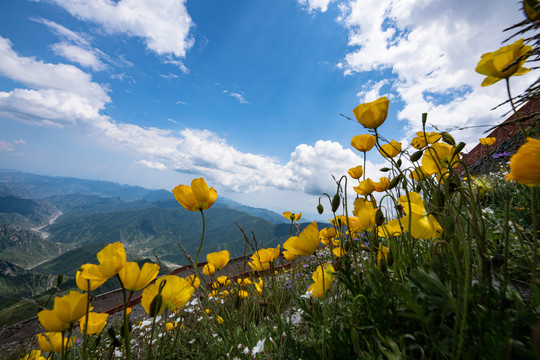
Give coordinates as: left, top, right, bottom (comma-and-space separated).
352, 97, 390, 129
206, 250, 230, 270
283, 211, 302, 221
37, 332, 74, 353
422, 143, 460, 176
238, 290, 249, 298
172, 177, 217, 211
217, 316, 224, 324
205, 308, 211, 315
216, 275, 231, 287
166, 321, 177, 331
141, 275, 195, 316
347, 165, 363, 179
237, 278, 252, 286
80, 242, 127, 281
283, 221, 319, 256
379, 139, 402, 158
398, 192, 443, 239
351, 198, 378, 232
203, 263, 215, 276
475, 38, 532, 86
505, 137, 540, 186
319, 227, 337, 246
372, 177, 389, 192
353, 178, 375, 196
248, 245, 280, 271
411, 132, 441, 149
351, 134, 377, 152
254, 278, 263, 294
332, 247, 345, 258
307, 264, 335, 298
20, 350, 45, 360
126, 307, 132, 315
409, 166, 431, 181
38, 291, 89, 332
283, 250, 296, 261
479, 137, 496, 146
186, 275, 200, 289
119, 262, 160, 291
377, 245, 390, 268
75, 269, 106, 292
378, 219, 403, 238
79, 312, 108, 335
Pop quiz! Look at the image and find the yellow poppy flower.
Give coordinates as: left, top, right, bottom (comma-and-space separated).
332, 247, 345, 258
20, 350, 45, 360
351, 198, 378, 232
347, 165, 363, 179
422, 143, 460, 176
248, 257, 270, 272
398, 192, 443, 239
37, 332, 74, 353
409, 166, 431, 181
353, 178, 375, 196
283, 250, 296, 261
379, 139, 402, 158
166, 321, 177, 331
411, 132, 441, 149
307, 264, 335, 298
283, 211, 302, 221
79, 312, 108, 335
505, 137, 540, 186
319, 227, 337, 246
377, 245, 390, 268
351, 134, 377, 152
38, 291, 89, 332
172, 177, 217, 211
206, 250, 230, 270
237, 278, 252, 286
202, 263, 215, 276
141, 275, 195, 316
372, 177, 390, 192
75, 268, 106, 292
475, 38, 532, 87
238, 290, 249, 298
186, 275, 200, 289
217, 316, 224, 324
283, 221, 319, 256
479, 137, 496, 146
352, 97, 390, 129
378, 219, 403, 238
118, 262, 159, 291
80, 242, 127, 281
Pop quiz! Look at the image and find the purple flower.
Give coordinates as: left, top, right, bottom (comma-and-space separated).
492, 152, 511, 159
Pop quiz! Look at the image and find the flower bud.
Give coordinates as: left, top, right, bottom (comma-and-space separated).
387, 175, 402, 190
331, 193, 341, 213
317, 203, 324, 214
410, 150, 423, 162
441, 132, 456, 146
380, 167, 391, 172
454, 142, 466, 156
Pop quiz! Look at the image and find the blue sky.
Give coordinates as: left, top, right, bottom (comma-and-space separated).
0, 0, 535, 219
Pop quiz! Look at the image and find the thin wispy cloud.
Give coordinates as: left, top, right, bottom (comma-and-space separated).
160, 72, 180, 80
223, 90, 249, 104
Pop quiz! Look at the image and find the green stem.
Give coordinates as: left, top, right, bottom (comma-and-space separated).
505, 78, 526, 136
194, 209, 206, 276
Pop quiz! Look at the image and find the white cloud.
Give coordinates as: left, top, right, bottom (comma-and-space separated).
337, 0, 536, 147
137, 160, 167, 170
0, 139, 25, 152
31, 17, 90, 46
223, 90, 249, 104
0, 37, 110, 126
51, 42, 106, 71
160, 72, 180, 80
298, 0, 333, 13
51, 0, 194, 59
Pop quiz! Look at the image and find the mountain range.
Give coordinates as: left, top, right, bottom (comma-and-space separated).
0, 170, 313, 326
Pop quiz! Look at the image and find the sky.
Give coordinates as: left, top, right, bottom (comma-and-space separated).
0, 0, 536, 219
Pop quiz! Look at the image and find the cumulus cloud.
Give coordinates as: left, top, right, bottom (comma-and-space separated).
337, 0, 535, 147
0, 36, 110, 126
298, 0, 334, 13
0, 36, 381, 197
137, 160, 167, 170
51, 42, 106, 71
51, 0, 194, 59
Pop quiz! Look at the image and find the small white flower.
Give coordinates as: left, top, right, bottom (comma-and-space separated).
252, 338, 265, 354
301, 290, 313, 299
189, 339, 195, 344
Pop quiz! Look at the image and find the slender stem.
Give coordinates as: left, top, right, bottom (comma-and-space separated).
531, 186, 538, 303
82, 285, 91, 360
194, 209, 206, 275
505, 78, 526, 136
